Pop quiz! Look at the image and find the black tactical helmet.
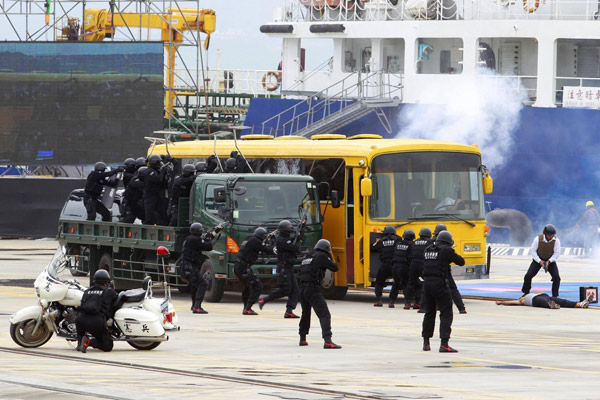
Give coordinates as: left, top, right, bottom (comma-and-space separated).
182, 164, 196, 176
94, 161, 107, 171
314, 239, 332, 253
135, 157, 147, 168
124, 158, 136, 168
434, 224, 447, 236
543, 224, 557, 237
403, 229, 416, 241
225, 158, 237, 170
435, 230, 454, 246
383, 225, 396, 235
278, 220, 293, 233
254, 227, 268, 240
93, 269, 111, 284
195, 161, 207, 172
419, 227, 432, 238
190, 222, 204, 235
137, 167, 148, 181
148, 154, 162, 167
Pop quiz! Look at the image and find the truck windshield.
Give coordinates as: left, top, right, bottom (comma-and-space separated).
369, 152, 485, 222
232, 181, 320, 225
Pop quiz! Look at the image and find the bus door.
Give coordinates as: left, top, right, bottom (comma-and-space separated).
366, 172, 395, 285
345, 168, 355, 285
350, 168, 368, 287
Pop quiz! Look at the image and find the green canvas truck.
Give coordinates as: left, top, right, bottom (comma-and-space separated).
58, 173, 325, 302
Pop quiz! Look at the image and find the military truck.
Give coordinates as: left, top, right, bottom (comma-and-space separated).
58, 173, 329, 302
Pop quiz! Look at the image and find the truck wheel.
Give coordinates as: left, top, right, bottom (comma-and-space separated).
320, 269, 348, 300
177, 281, 191, 293
68, 246, 88, 277
98, 254, 113, 276
201, 260, 225, 303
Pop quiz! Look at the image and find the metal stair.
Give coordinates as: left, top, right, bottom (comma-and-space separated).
253, 71, 403, 137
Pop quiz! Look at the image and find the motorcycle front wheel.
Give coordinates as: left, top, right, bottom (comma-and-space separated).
127, 340, 161, 350
10, 319, 53, 348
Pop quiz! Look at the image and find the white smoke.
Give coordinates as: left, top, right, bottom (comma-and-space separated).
395, 69, 525, 170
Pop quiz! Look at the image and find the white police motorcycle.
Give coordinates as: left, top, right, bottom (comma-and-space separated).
9, 247, 179, 350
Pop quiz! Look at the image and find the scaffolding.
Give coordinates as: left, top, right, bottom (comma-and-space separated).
0, 0, 216, 176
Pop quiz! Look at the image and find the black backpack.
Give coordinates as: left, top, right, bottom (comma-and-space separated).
177, 257, 193, 281
80, 288, 104, 315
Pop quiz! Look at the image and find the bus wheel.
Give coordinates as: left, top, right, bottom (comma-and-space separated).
201, 260, 225, 303
322, 285, 348, 300
320, 270, 348, 300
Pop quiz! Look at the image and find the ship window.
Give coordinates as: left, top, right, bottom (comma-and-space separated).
416, 38, 463, 74
478, 37, 538, 104
343, 39, 371, 73
382, 39, 405, 74
556, 39, 600, 106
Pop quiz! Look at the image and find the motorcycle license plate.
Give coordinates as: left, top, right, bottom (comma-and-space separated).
160, 298, 169, 314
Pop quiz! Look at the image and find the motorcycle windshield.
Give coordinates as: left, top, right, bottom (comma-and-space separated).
47, 247, 68, 280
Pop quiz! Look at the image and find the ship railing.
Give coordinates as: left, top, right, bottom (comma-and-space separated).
252, 70, 402, 136
172, 68, 282, 97
478, 73, 537, 105
280, 0, 600, 22
554, 76, 600, 107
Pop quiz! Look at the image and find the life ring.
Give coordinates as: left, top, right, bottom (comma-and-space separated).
262, 71, 280, 92
522, 0, 540, 13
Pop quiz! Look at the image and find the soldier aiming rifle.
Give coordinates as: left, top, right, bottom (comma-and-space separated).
258, 210, 308, 318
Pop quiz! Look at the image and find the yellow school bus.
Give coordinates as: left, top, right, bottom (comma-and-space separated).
151, 133, 493, 299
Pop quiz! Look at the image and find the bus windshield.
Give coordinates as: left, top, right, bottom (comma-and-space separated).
369, 152, 485, 222
232, 181, 321, 225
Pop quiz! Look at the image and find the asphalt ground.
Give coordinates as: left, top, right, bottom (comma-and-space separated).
0, 239, 599, 399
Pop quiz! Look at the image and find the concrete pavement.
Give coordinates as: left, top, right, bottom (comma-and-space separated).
0, 239, 599, 399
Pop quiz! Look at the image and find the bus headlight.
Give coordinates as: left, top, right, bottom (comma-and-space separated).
464, 244, 481, 252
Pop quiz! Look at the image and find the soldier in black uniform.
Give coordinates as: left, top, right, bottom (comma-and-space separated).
143, 154, 168, 225
421, 230, 465, 353
432, 224, 467, 314
389, 229, 415, 308
404, 227, 433, 310
135, 157, 147, 171
122, 158, 137, 188
75, 270, 118, 353
258, 220, 301, 318
120, 167, 146, 223
371, 225, 398, 307
195, 161, 207, 175
234, 227, 273, 315
180, 222, 222, 314
298, 239, 341, 349
206, 155, 219, 173
223, 157, 237, 173
84, 162, 122, 221
168, 164, 196, 226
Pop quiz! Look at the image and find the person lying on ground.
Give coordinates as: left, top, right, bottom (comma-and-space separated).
495, 291, 592, 309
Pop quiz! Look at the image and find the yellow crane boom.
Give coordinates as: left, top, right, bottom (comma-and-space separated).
82, 8, 216, 117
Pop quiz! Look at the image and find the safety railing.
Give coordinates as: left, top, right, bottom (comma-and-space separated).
278, 0, 600, 22
554, 76, 600, 107
477, 73, 537, 105
252, 70, 402, 136
172, 68, 282, 97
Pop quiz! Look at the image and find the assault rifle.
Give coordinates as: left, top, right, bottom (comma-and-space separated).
203, 223, 227, 243
263, 229, 279, 246
293, 205, 309, 245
